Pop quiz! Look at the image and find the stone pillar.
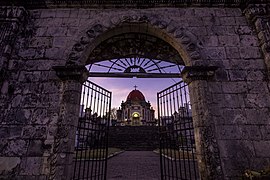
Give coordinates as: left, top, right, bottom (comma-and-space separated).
244, 4, 270, 75
49, 65, 89, 180
181, 66, 223, 180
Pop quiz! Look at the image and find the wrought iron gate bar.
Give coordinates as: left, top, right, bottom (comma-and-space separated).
158, 81, 199, 180
88, 72, 182, 78
73, 80, 111, 180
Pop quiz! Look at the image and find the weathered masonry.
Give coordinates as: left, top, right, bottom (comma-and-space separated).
0, 0, 270, 179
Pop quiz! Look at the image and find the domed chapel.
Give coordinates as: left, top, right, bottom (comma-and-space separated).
116, 86, 155, 126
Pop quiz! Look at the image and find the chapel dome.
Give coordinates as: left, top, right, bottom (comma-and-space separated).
126, 89, 145, 101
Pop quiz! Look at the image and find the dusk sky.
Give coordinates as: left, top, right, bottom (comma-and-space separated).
87, 59, 184, 117
89, 77, 181, 116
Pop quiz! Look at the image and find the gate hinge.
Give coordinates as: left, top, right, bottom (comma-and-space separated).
181, 66, 218, 83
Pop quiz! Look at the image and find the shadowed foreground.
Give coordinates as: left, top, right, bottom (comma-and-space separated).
107, 151, 161, 180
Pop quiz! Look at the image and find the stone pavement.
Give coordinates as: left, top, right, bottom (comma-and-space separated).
107, 151, 161, 180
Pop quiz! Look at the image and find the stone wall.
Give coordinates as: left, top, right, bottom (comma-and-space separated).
0, 3, 269, 180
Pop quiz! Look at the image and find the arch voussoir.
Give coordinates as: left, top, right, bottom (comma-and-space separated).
67, 13, 204, 67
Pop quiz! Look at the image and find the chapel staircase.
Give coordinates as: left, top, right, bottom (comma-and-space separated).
108, 126, 159, 151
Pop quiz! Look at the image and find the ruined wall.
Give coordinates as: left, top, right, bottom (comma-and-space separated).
0, 4, 269, 180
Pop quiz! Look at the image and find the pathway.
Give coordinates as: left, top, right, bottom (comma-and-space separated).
107, 151, 161, 180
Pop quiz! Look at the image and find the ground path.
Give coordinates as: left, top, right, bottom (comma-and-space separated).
107, 151, 161, 180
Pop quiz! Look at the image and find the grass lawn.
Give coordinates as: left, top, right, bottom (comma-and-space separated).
154, 149, 197, 160
75, 148, 123, 160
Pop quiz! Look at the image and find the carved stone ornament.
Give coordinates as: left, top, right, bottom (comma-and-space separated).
121, 15, 150, 23
244, 4, 268, 22
181, 66, 218, 83
53, 65, 89, 83
0, 6, 28, 22
68, 15, 203, 66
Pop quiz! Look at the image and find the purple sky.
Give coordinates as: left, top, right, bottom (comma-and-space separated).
89, 77, 180, 116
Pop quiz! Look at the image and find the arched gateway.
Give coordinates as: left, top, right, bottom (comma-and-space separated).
53, 17, 222, 180
1, 1, 270, 180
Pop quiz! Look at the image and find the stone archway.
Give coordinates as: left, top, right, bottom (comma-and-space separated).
52, 14, 222, 180
67, 14, 204, 67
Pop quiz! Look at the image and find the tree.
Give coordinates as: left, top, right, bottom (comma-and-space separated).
110, 107, 118, 120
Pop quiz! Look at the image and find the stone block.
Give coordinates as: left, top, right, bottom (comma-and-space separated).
188, 27, 207, 36
40, 10, 56, 18
229, 59, 265, 70
70, 9, 79, 18
202, 35, 218, 47
215, 8, 227, 17
208, 82, 223, 93
228, 94, 244, 108
52, 37, 68, 48
240, 47, 262, 59
4, 140, 28, 156
221, 158, 246, 178
22, 126, 35, 139
228, 70, 247, 81
8, 127, 23, 139
245, 108, 269, 125
220, 17, 236, 26
235, 17, 249, 26
20, 157, 42, 175
216, 125, 242, 140
0, 128, 9, 139
207, 26, 236, 36
67, 27, 79, 38
27, 140, 44, 156
194, 8, 215, 17
218, 140, 255, 159
78, 9, 91, 18
202, 16, 221, 26
260, 125, 270, 140
221, 108, 247, 125
46, 27, 67, 37
254, 141, 270, 157
240, 125, 262, 140
222, 82, 247, 93
55, 9, 71, 18
236, 26, 253, 35
225, 8, 242, 17
218, 35, 240, 47
245, 93, 270, 108
246, 70, 265, 81
240, 35, 259, 47
226, 47, 240, 59
29, 37, 53, 48
61, 18, 80, 27
45, 47, 65, 60
186, 17, 204, 27
5, 109, 29, 125
35, 27, 48, 37
0, 157, 21, 175
247, 81, 269, 94
18, 48, 36, 59
31, 10, 41, 19
31, 108, 49, 125
206, 47, 226, 60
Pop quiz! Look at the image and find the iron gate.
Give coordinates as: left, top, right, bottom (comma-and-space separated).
73, 80, 112, 180
157, 81, 199, 180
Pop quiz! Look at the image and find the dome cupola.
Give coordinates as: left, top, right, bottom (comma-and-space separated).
126, 89, 145, 101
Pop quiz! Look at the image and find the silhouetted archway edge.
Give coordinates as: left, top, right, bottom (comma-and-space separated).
67, 14, 204, 67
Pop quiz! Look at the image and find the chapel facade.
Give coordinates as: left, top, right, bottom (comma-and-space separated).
116, 87, 155, 126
